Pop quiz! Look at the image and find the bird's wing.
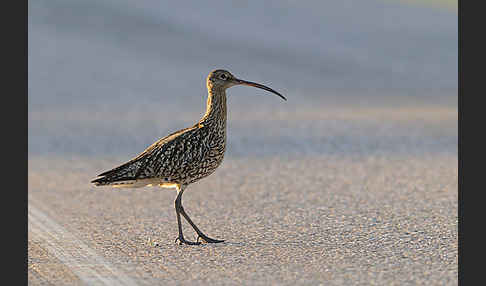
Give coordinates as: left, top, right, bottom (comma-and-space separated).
91, 125, 200, 185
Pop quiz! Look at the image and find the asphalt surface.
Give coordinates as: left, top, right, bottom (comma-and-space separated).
29, 0, 457, 285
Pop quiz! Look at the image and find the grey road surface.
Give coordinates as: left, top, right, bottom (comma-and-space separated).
29, 0, 457, 285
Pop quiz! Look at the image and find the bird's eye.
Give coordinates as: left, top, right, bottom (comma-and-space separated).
219, 74, 228, 80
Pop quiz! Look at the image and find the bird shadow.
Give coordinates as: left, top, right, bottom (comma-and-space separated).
150, 237, 330, 249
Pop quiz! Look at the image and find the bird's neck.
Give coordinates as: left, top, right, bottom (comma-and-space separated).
200, 86, 227, 127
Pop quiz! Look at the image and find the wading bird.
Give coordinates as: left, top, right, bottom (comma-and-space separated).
91, 69, 286, 245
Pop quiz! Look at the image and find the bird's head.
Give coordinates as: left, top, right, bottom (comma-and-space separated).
207, 69, 286, 101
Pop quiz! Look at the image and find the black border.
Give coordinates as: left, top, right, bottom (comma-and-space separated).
5, 0, 28, 283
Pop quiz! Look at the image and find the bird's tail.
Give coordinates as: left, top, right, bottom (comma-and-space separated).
91, 176, 147, 188
91, 176, 120, 186
91, 160, 144, 188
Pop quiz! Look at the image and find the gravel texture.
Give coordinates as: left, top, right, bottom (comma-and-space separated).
28, 0, 457, 284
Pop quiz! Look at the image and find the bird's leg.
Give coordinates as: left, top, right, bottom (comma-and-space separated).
179, 206, 224, 244
176, 186, 224, 244
174, 187, 200, 245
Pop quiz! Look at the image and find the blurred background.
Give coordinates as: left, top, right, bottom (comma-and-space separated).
28, 0, 457, 284
28, 0, 457, 159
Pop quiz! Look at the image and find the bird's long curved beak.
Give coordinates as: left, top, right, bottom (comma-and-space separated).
234, 78, 287, 101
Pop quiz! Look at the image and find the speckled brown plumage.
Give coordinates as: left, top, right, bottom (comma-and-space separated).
91, 69, 286, 245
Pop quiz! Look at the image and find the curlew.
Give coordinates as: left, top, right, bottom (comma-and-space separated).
91, 69, 286, 245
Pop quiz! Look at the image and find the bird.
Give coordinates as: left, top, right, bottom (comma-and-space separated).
91, 69, 286, 245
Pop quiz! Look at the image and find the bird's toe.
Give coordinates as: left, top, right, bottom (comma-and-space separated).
175, 236, 201, 245
197, 235, 224, 244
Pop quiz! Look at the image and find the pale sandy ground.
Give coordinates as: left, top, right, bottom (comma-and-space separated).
29, 0, 457, 284
29, 94, 457, 285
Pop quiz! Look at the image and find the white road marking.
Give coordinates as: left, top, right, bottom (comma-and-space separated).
28, 203, 139, 286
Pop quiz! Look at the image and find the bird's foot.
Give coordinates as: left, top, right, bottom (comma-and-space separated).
175, 236, 201, 245
197, 234, 225, 244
